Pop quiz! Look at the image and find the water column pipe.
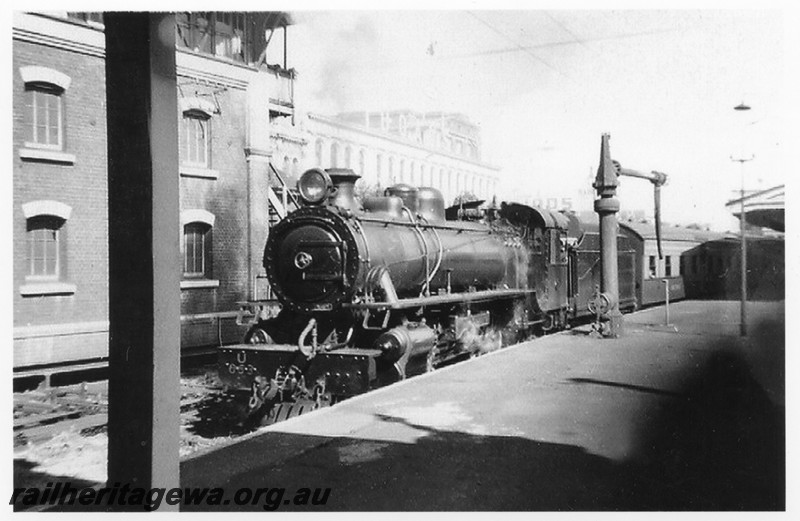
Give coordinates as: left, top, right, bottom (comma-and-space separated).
593, 134, 624, 337
593, 134, 668, 338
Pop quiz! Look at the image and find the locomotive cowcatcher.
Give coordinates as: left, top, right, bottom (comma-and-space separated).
219, 168, 635, 423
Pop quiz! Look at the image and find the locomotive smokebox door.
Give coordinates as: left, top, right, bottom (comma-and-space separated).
278, 227, 345, 301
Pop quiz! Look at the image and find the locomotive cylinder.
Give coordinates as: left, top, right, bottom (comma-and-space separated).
374, 323, 436, 364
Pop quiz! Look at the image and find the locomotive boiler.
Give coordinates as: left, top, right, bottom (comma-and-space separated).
218, 167, 633, 424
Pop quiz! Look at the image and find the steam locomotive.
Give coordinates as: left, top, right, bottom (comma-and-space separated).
219, 168, 637, 423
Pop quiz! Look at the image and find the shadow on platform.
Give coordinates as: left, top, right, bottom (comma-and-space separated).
181, 342, 784, 511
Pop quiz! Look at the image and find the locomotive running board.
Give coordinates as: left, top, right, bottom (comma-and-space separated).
344, 288, 535, 311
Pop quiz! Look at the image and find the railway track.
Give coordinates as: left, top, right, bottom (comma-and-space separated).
13, 368, 249, 449
13, 328, 548, 455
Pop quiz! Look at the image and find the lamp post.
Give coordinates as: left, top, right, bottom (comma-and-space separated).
732, 102, 752, 337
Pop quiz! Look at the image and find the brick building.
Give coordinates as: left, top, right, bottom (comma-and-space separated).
12, 11, 297, 372
13, 13, 109, 369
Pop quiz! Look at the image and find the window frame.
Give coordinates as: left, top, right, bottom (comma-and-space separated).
181, 109, 211, 169
176, 12, 254, 63
183, 221, 212, 279
26, 215, 64, 282
20, 200, 75, 296
180, 210, 217, 289
24, 83, 65, 151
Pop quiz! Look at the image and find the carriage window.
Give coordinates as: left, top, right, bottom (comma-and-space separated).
665, 256, 672, 277
648, 256, 656, 278
532, 227, 544, 253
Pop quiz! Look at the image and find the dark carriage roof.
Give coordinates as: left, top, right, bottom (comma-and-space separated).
619, 220, 730, 243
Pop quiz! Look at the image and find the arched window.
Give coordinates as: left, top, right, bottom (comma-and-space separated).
345, 146, 352, 169
27, 215, 64, 280
20, 200, 75, 296
315, 139, 323, 165
399, 159, 406, 183
388, 157, 395, 183
376, 154, 383, 186
358, 149, 366, 176
179, 97, 215, 169
20, 67, 72, 152
181, 110, 211, 167
330, 143, 339, 168
181, 209, 215, 282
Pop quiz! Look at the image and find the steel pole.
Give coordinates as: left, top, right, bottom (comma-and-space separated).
739, 160, 747, 337
732, 102, 751, 337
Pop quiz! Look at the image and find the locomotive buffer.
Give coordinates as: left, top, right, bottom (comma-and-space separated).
593, 134, 668, 337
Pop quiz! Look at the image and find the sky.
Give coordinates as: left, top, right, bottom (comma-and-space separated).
283, 7, 787, 232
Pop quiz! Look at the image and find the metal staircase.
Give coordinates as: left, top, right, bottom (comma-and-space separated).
267, 162, 300, 228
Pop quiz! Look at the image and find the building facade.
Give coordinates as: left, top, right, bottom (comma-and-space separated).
13, 13, 109, 369
12, 11, 297, 371
269, 110, 500, 206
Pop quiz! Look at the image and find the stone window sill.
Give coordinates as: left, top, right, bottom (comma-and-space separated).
181, 279, 220, 289
20, 147, 76, 165
20, 281, 77, 296
180, 166, 219, 180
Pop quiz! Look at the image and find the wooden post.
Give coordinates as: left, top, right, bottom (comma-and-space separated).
105, 13, 180, 509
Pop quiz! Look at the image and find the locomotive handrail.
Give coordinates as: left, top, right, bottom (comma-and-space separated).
344, 288, 535, 311
418, 215, 445, 297
401, 207, 433, 297
356, 215, 493, 233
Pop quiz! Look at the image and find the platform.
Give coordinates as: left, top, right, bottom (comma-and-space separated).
181, 300, 785, 511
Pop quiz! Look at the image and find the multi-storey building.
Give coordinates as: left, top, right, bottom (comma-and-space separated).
13, 12, 110, 371
303, 111, 499, 205
269, 109, 499, 206
12, 12, 298, 376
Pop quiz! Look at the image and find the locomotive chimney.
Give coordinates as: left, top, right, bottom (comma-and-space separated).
325, 168, 362, 212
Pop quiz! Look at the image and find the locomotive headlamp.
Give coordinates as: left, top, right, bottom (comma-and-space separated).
297, 168, 332, 205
